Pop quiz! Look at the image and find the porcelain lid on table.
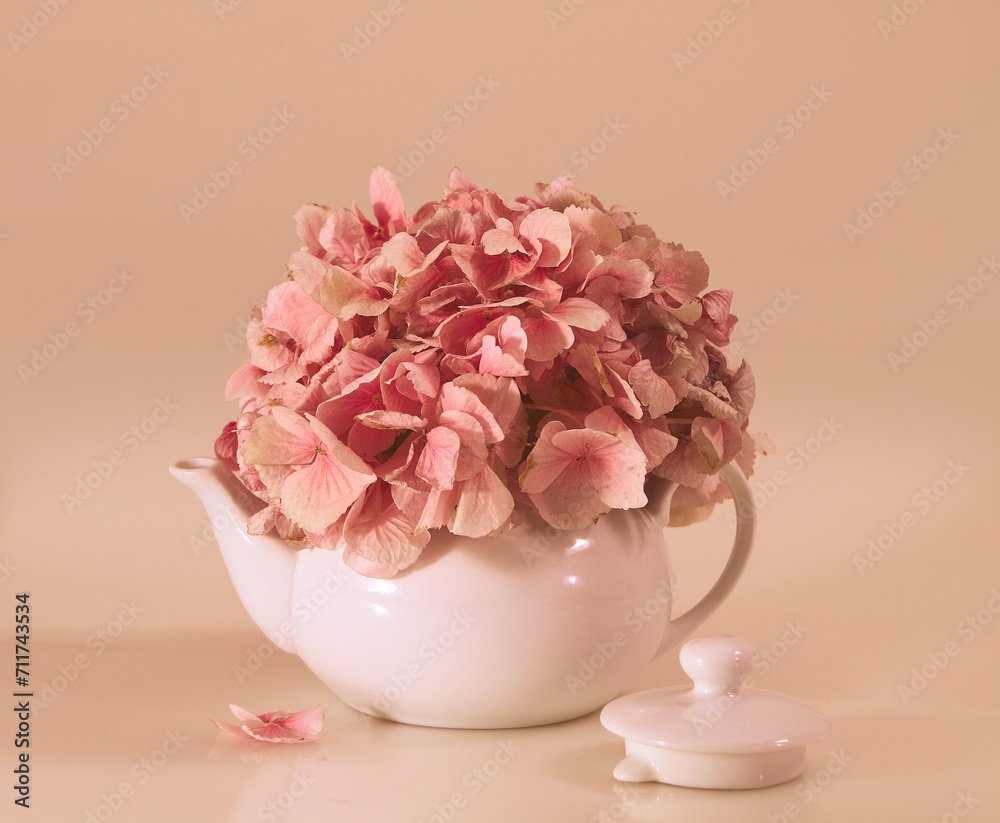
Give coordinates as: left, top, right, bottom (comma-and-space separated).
600, 636, 831, 754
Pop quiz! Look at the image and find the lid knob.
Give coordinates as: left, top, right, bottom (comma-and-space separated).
679, 635, 756, 696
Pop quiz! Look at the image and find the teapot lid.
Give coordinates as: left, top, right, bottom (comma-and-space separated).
600, 636, 831, 789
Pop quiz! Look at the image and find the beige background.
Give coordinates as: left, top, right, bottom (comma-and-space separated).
2, 1, 999, 820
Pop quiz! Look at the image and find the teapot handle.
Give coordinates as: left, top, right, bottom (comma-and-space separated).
655, 461, 756, 658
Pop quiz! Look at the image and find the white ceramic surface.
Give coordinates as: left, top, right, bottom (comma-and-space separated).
601, 636, 832, 789
170, 459, 756, 728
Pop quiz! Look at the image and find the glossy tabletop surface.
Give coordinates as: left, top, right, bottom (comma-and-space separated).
7, 638, 998, 822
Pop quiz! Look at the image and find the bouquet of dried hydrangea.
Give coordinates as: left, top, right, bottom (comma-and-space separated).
216, 168, 765, 578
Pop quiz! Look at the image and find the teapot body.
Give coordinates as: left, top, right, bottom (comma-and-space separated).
285, 506, 673, 728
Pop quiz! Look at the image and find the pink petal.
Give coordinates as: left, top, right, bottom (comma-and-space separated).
545, 297, 611, 332
517, 420, 570, 494
347, 421, 397, 462
224, 362, 267, 402
330, 349, 382, 391
286, 250, 328, 297
436, 303, 505, 355
318, 208, 366, 263
408, 486, 455, 533
370, 166, 406, 232
343, 482, 429, 577
209, 717, 248, 737
210, 703, 327, 744
415, 426, 461, 489
583, 406, 642, 452
691, 417, 744, 471
262, 281, 329, 344
702, 289, 733, 323
294, 204, 331, 256
299, 317, 340, 365
728, 359, 756, 423
563, 205, 622, 249
391, 362, 442, 406
415, 206, 475, 247
243, 725, 311, 744
520, 421, 647, 526
520, 314, 574, 362
258, 415, 375, 532
265, 703, 327, 739
585, 257, 654, 299
604, 364, 644, 420
247, 317, 295, 372
448, 465, 515, 537
437, 410, 489, 481
479, 334, 529, 377
439, 382, 504, 444
565, 343, 613, 396
449, 244, 510, 296
247, 503, 278, 536
278, 452, 373, 532
355, 410, 427, 430
628, 360, 688, 417
243, 407, 321, 467
214, 421, 239, 471
447, 166, 478, 194
385, 238, 450, 314
454, 374, 528, 468
654, 440, 709, 487
319, 266, 391, 320
343, 551, 410, 578
630, 420, 679, 470
315, 379, 381, 438
519, 208, 572, 268
380, 231, 425, 276
229, 704, 265, 725
481, 218, 527, 255
525, 458, 609, 529
650, 242, 710, 302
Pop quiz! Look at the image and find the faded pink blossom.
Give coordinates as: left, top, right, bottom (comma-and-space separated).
519, 412, 648, 529
216, 166, 766, 577
242, 407, 375, 533
341, 480, 430, 577
210, 703, 327, 743
628, 359, 688, 418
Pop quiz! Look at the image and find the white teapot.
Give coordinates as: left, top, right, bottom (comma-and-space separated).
172, 457, 755, 729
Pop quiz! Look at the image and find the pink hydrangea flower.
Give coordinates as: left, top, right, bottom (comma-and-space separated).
242, 407, 375, 533
519, 412, 648, 529
216, 167, 765, 576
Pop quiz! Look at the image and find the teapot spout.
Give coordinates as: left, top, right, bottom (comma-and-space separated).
170, 458, 297, 653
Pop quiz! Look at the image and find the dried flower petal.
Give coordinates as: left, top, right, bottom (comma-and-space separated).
209, 703, 327, 743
